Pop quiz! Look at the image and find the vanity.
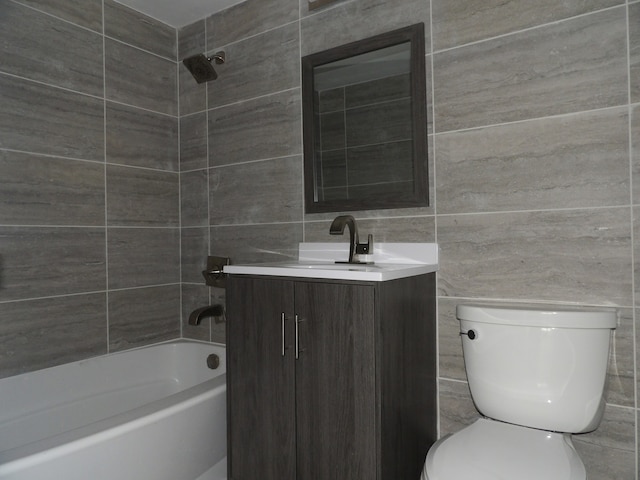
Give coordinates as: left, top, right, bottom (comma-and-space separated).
224, 243, 438, 480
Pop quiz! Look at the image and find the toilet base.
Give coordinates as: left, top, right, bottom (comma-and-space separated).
422, 418, 586, 480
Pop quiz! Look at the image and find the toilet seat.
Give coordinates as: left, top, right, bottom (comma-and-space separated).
421, 418, 586, 480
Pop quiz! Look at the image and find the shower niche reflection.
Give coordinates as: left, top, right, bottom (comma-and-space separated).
302, 23, 428, 213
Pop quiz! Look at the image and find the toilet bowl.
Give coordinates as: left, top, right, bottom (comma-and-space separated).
422, 304, 617, 480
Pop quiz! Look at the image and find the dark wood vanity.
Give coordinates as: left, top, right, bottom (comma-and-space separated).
226, 272, 437, 480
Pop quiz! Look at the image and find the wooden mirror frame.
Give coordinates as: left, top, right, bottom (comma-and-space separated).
302, 23, 428, 213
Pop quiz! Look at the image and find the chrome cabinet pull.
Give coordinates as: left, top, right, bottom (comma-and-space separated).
281, 313, 286, 357
295, 315, 299, 359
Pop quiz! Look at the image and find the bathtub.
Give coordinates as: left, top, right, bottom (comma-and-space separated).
0, 340, 226, 480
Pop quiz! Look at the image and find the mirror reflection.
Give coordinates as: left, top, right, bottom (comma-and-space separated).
302, 23, 428, 213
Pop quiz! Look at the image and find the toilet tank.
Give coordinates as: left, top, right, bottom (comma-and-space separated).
457, 304, 617, 433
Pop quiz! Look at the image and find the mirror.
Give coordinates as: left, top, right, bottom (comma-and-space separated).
302, 23, 428, 213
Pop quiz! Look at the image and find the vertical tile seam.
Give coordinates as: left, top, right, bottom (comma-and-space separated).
205, 17, 213, 343
299, 3, 308, 243
625, 3, 640, 477
102, 0, 110, 353
427, 0, 441, 441
176, 26, 183, 340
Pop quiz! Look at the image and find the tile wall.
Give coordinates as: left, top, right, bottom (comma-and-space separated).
0, 0, 182, 376
179, 0, 639, 477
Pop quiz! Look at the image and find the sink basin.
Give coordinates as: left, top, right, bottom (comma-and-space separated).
223, 243, 438, 281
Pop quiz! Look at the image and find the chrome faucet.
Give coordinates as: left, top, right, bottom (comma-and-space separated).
329, 215, 373, 264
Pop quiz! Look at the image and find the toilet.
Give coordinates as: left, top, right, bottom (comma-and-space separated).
422, 304, 617, 480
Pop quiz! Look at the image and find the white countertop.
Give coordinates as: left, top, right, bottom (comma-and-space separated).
223, 243, 438, 282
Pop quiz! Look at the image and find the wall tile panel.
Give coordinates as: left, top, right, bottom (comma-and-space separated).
209, 156, 303, 225
208, 89, 301, 166
108, 285, 180, 351
106, 165, 179, 227
436, 108, 630, 213
432, 0, 623, 50
433, 8, 628, 131
0, 151, 105, 226
437, 208, 632, 306
0, 2, 104, 96
0, 74, 104, 161
106, 102, 178, 171
0, 227, 106, 301
105, 38, 177, 115
104, 0, 176, 60
107, 227, 180, 289
0, 293, 107, 379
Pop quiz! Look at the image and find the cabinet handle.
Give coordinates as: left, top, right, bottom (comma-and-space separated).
281, 312, 286, 357
295, 314, 300, 359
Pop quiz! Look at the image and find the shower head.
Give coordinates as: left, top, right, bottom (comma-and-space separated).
183, 51, 225, 84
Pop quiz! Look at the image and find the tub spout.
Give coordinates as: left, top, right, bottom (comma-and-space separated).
189, 304, 225, 325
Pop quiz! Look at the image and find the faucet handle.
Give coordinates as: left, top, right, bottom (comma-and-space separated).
355, 234, 373, 255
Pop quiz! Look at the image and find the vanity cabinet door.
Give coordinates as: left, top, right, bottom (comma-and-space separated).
226, 276, 296, 480
294, 282, 377, 480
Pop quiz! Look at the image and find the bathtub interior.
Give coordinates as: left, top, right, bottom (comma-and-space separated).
0, 340, 225, 455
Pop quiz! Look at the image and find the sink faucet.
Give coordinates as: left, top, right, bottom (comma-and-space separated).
329, 215, 373, 263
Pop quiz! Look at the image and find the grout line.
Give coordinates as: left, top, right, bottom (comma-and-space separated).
101, 0, 110, 354
176, 25, 183, 340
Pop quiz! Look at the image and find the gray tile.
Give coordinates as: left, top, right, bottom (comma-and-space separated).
438, 379, 477, 437
0, 293, 107, 379
105, 38, 177, 115
106, 102, 178, 171
14, 0, 103, 32
181, 170, 209, 227
630, 3, 640, 104
106, 165, 179, 227
108, 285, 180, 351
437, 297, 466, 382
0, 74, 104, 161
432, 0, 623, 50
573, 405, 636, 480
107, 227, 180, 289
182, 283, 211, 342
180, 112, 208, 171
633, 105, 640, 204
210, 222, 303, 264
0, 227, 106, 301
437, 208, 632, 306
606, 308, 634, 407
0, 2, 103, 96
209, 89, 302, 166
303, 215, 436, 243
0, 150, 105, 226
300, 0, 430, 56
436, 108, 630, 213
178, 20, 205, 61
209, 156, 303, 225
207, 23, 300, 108
104, 0, 176, 60
206, 0, 298, 47
433, 8, 628, 132
181, 227, 209, 283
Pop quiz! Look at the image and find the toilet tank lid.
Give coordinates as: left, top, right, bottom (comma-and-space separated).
456, 304, 617, 329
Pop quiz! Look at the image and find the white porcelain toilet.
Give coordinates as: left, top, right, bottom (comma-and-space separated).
422, 304, 617, 480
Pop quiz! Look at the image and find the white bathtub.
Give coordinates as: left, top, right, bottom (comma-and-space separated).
0, 340, 226, 480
